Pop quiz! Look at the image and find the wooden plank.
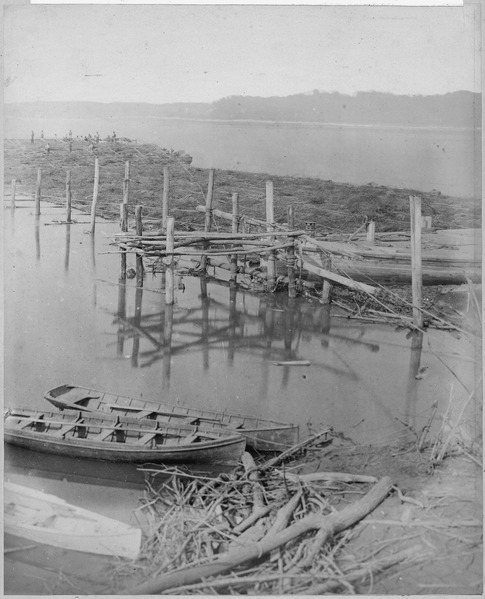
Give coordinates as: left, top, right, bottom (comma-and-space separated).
300, 255, 377, 295
136, 432, 159, 446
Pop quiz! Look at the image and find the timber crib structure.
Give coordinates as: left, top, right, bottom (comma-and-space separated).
112, 177, 378, 308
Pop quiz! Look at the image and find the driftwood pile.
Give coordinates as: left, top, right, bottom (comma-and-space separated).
113, 431, 409, 595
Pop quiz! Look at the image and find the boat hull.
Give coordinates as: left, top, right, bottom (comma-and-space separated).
4, 482, 141, 559
44, 384, 299, 451
4, 430, 246, 464
4, 408, 246, 465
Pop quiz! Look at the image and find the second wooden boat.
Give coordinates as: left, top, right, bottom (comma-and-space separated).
4, 481, 142, 559
44, 384, 299, 451
4, 408, 246, 464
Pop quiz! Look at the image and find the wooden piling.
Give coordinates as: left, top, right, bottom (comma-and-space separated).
200, 169, 215, 272
135, 205, 144, 287
11, 179, 16, 209
122, 161, 130, 205
34, 168, 42, 215
321, 255, 333, 304
90, 158, 99, 234
410, 195, 423, 328
162, 166, 170, 231
366, 220, 375, 244
287, 206, 297, 299
120, 203, 128, 279
65, 170, 72, 223
230, 192, 239, 284
165, 217, 175, 305
266, 180, 276, 289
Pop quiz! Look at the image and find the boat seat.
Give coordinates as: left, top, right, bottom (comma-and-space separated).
92, 429, 116, 442
53, 423, 79, 437
136, 432, 159, 446
182, 433, 200, 444
17, 418, 37, 429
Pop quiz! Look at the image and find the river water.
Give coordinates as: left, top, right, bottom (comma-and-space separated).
3, 201, 480, 593
5, 116, 481, 198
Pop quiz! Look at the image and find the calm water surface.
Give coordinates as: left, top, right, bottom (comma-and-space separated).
6, 116, 481, 198
4, 201, 479, 593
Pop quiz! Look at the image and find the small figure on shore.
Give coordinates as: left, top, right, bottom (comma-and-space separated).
69, 141, 73, 153
31, 131, 34, 144
69, 129, 72, 138
95, 131, 100, 143
112, 131, 117, 143
45, 143, 51, 155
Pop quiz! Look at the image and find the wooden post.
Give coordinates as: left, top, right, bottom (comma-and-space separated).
165, 217, 175, 305
410, 195, 423, 328
266, 180, 276, 289
321, 255, 333, 304
200, 169, 215, 272
90, 158, 99, 234
366, 220, 375, 244
135, 205, 144, 287
34, 168, 42, 215
162, 166, 170, 231
11, 179, 16, 209
123, 161, 130, 205
120, 203, 128, 279
65, 170, 72, 223
287, 206, 296, 299
230, 192, 239, 284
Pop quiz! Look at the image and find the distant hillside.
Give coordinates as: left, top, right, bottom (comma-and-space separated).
5, 90, 480, 128
210, 91, 480, 128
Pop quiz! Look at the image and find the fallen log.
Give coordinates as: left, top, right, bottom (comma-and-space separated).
277, 471, 378, 484
259, 428, 332, 474
122, 476, 393, 595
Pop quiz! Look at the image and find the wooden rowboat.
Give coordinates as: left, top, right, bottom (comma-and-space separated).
44, 384, 299, 451
4, 481, 142, 559
4, 408, 246, 464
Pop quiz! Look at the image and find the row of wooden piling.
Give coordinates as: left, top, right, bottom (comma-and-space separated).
8, 159, 426, 328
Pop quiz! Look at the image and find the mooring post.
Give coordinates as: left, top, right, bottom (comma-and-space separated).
410, 195, 423, 328
266, 180, 276, 289
65, 170, 72, 223
90, 158, 99, 234
165, 216, 175, 305
135, 205, 144, 287
321, 255, 333, 304
230, 192, 239, 284
200, 170, 215, 272
200, 169, 215, 273
11, 179, 16, 209
287, 206, 297, 299
34, 168, 42, 215
119, 203, 128, 279
123, 161, 130, 205
366, 220, 376, 244
162, 166, 170, 232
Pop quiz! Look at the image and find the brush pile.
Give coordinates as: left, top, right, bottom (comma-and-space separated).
110, 431, 414, 595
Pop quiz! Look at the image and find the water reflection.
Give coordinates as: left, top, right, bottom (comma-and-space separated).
34, 216, 41, 261
64, 223, 71, 271
108, 275, 381, 390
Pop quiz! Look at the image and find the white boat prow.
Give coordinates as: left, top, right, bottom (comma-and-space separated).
4, 481, 142, 560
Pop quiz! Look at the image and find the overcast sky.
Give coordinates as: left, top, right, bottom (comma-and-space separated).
4, 4, 480, 104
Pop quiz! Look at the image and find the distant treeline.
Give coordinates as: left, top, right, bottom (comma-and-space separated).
6, 90, 480, 128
